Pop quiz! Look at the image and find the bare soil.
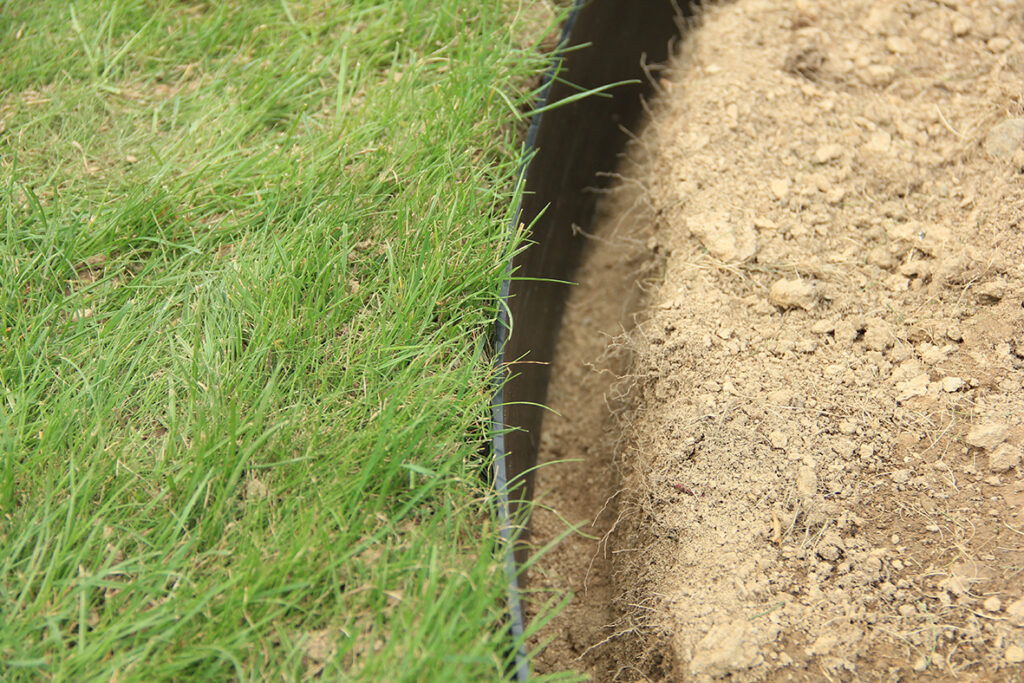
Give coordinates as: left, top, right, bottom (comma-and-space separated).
527, 0, 1024, 680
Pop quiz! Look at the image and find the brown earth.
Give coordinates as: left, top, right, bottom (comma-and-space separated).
527, 0, 1024, 680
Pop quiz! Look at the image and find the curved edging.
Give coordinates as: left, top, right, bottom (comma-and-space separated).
491, 1, 690, 678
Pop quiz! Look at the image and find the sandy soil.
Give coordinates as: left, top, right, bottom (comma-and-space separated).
528, 0, 1024, 680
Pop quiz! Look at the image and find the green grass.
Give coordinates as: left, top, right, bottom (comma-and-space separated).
0, 1, 567, 679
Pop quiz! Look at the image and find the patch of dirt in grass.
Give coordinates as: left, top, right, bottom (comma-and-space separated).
508, 0, 559, 50
532, 0, 1024, 680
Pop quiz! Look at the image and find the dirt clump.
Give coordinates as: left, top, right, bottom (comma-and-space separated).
530, 0, 1024, 680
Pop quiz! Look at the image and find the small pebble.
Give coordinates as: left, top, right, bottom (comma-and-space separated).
983, 119, 1024, 160
770, 178, 791, 201
885, 36, 914, 54
1009, 597, 1024, 626
896, 374, 929, 402
987, 37, 1012, 53
796, 339, 817, 353
940, 377, 964, 392
863, 130, 891, 153
796, 466, 817, 500
769, 278, 818, 310
826, 187, 846, 204
833, 439, 855, 458
811, 319, 836, 334
816, 532, 843, 561
990, 443, 1022, 473
920, 27, 942, 45
966, 421, 1009, 450
813, 143, 844, 164
863, 318, 894, 351
983, 596, 1003, 613
864, 4, 896, 35
951, 15, 972, 37
861, 64, 895, 87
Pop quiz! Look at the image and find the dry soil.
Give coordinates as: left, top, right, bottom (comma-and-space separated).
528, 0, 1024, 680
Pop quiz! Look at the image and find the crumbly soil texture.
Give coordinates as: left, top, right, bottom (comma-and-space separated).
528, 0, 1024, 680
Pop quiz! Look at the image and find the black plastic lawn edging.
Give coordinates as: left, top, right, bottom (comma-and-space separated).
490, 1, 690, 678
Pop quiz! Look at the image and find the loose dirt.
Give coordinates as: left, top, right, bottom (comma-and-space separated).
528, 0, 1024, 680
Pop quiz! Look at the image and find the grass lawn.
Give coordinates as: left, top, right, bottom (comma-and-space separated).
0, 1, 568, 679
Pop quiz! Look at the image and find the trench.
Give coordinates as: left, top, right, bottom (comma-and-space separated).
490, 1, 686, 678
523, 165, 665, 678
